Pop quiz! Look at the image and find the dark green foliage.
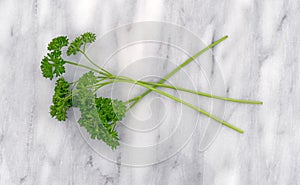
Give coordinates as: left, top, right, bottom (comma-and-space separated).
73, 72, 120, 149
81, 32, 96, 44
66, 32, 96, 56
40, 33, 123, 149
50, 77, 72, 121
41, 50, 66, 80
66, 37, 83, 56
95, 97, 126, 125
47, 36, 69, 51
41, 57, 54, 79
41, 36, 69, 80
95, 97, 126, 143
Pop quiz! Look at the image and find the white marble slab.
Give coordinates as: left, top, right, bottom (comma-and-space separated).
0, 0, 300, 185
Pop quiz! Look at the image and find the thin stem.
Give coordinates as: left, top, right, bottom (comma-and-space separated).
63, 80, 114, 101
110, 78, 243, 133
138, 81, 263, 104
83, 43, 87, 53
106, 75, 262, 105
129, 35, 229, 109
111, 122, 117, 131
79, 50, 112, 76
137, 82, 243, 133
125, 97, 140, 104
65, 61, 107, 76
94, 81, 115, 89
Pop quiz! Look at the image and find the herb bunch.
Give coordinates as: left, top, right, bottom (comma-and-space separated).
40, 32, 262, 149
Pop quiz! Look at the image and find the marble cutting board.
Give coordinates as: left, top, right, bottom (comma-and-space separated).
0, 0, 299, 185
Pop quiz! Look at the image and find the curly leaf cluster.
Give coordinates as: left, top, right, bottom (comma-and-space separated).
41, 36, 69, 80
66, 37, 83, 56
95, 97, 126, 141
95, 97, 126, 125
81, 32, 96, 43
41, 50, 66, 80
73, 72, 120, 149
66, 32, 96, 56
47, 36, 69, 51
50, 77, 72, 121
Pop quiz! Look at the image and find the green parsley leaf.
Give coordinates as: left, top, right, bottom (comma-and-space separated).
95, 97, 126, 146
81, 32, 96, 44
66, 32, 96, 56
40, 50, 66, 80
95, 97, 126, 125
41, 56, 54, 79
66, 37, 83, 56
73, 72, 120, 149
50, 77, 72, 121
47, 36, 69, 51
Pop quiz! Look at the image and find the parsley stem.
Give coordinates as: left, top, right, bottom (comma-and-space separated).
65, 61, 107, 75
136, 81, 244, 133
93, 81, 115, 90
137, 81, 263, 104
83, 43, 87, 53
129, 35, 229, 109
125, 97, 140, 104
108, 75, 262, 104
79, 50, 112, 76
112, 78, 243, 133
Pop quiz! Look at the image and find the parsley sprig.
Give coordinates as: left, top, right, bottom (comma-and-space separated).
40, 32, 262, 149
50, 77, 72, 121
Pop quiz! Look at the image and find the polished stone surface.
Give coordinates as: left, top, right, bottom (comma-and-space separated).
0, 0, 300, 184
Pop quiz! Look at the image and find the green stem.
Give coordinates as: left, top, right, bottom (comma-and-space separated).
129, 35, 229, 109
65, 61, 107, 76
105, 75, 262, 104
125, 97, 140, 104
138, 81, 263, 104
112, 78, 243, 133
79, 50, 112, 76
83, 43, 87, 53
93, 81, 115, 92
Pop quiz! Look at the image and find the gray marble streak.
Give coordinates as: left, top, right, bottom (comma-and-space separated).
1, 0, 300, 185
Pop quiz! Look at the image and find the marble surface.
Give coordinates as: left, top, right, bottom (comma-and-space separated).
1, 0, 300, 184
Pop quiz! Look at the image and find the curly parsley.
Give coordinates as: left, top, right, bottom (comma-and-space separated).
40, 32, 263, 149
50, 77, 72, 121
